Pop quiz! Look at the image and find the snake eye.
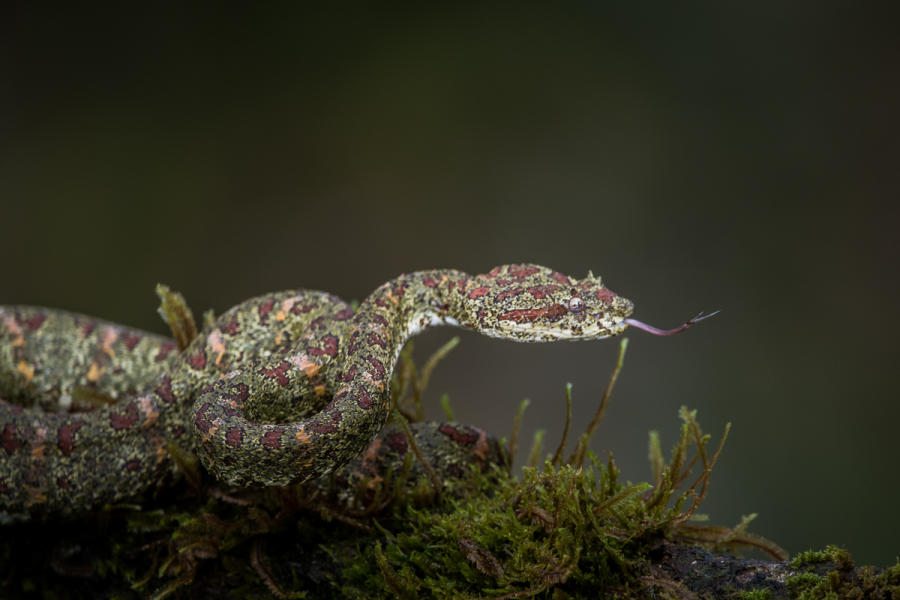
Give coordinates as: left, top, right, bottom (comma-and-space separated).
568, 297, 584, 314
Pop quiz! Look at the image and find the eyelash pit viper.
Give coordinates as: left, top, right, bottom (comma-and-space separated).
0, 264, 711, 521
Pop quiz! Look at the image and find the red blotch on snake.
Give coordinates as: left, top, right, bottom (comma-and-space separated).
21, 314, 47, 331
193, 403, 214, 433
57, 421, 86, 455
594, 287, 617, 302
526, 285, 560, 299
260, 361, 291, 386
225, 427, 243, 447
188, 352, 207, 370
261, 428, 284, 449
498, 304, 567, 323
121, 332, 142, 350
550, 271, 571, 284
156, 376, 176, 404
221, 319, 241, 335
109, 403, 139, 430
1, 424, 24, 455
496, 288, 524, 301
155, 341, 177, 362
258, 299, 275, 319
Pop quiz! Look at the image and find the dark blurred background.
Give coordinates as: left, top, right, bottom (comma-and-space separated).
2, 4, 898, 564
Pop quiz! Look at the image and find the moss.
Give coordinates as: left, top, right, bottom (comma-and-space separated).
340, 459, 641, 598
790, 549, 836, 569
0, 336, 814, 598
790, 546, 854, 571
735, 589, 771, 600
784, 545, 900, 600
302, 341, 778, 598
155, 283, 197, 351
786, 572, 829, 599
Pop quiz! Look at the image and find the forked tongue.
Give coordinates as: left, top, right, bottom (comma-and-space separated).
624, 310, 720, 336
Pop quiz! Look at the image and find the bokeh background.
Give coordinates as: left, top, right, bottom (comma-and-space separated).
2, 5, 897, 564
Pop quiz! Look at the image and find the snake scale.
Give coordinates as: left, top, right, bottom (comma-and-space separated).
0, 265, 706, 521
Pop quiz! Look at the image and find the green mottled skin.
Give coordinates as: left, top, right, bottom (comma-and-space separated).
0, 265, 634, 521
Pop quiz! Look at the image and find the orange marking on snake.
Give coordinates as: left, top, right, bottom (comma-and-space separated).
16, 361, 35, 384
208, 329, 227, 366
86, 362, 104, 382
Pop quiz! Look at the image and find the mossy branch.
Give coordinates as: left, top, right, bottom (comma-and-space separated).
155, 283, 197, 350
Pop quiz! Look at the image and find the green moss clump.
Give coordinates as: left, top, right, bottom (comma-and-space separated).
331, 401, 772, 599
786, 546, 900, 600
340, 458, 645, 598
786, 572, 826, 598
789, 546, 853, 570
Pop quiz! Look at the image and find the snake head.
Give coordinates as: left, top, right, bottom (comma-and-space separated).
461, 264, 634, 341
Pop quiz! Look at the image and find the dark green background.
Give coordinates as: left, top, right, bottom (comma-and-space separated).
2, 5, 897, 564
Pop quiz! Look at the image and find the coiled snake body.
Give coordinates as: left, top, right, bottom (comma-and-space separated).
0, 265, 654, 521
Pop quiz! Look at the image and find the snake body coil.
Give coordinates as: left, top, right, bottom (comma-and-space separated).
0, 265, 635, 520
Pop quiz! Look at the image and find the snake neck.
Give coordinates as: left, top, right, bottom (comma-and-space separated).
348, 270, 471, 368
326, 270, 471, 425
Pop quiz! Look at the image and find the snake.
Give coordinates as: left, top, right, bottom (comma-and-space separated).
0, 264, 708, 521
